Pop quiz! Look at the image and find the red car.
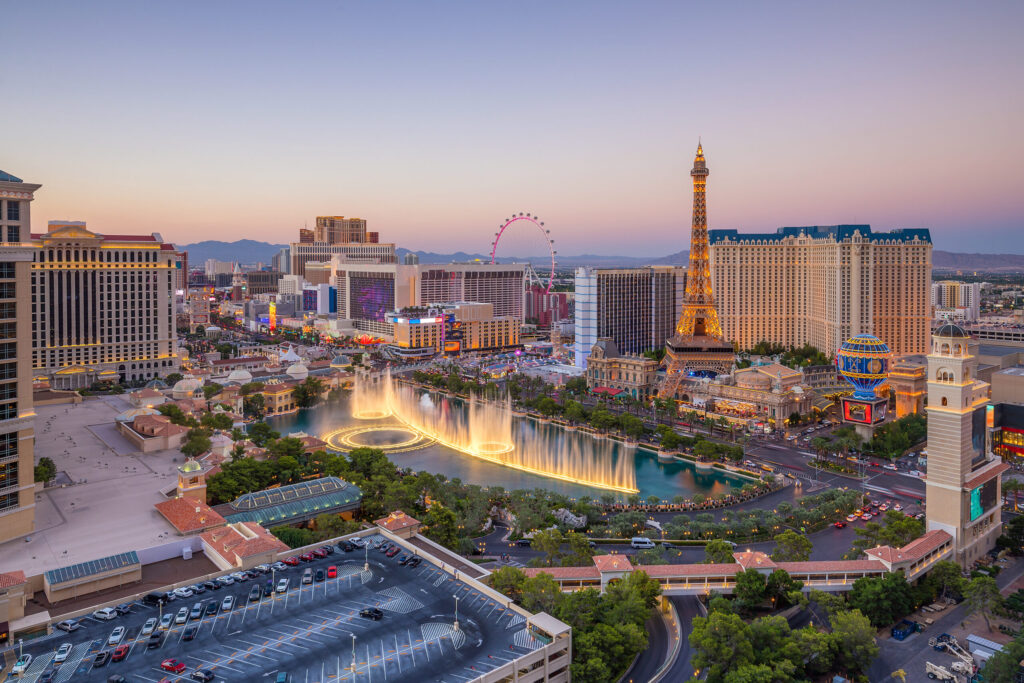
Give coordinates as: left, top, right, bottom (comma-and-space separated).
161, 659, 187, 673
327, 565, 337, 579
833, 521, 847, 529
311, 548, 328, 559
112, 644, 131, 662
283, 556, 300, 566
299, 553, 314, 562
386, 546, 400, 558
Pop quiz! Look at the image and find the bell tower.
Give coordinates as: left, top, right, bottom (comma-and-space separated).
925, 324, 1006, 566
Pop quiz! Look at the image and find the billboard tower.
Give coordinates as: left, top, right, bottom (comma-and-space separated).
925, 323, 1006, 566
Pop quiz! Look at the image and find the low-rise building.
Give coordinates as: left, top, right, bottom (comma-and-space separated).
200, 522, 290, 570
584, 338, 658, 400
678, 363, 814, 425
117, 414, 190, 452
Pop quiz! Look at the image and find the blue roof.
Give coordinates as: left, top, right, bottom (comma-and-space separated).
224, 476, 363, 527
45, 551, 140, 586
0, 170, 23, 183
709, 225, 932, 245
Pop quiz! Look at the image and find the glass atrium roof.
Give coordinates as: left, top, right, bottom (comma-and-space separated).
45, 551, 140, 586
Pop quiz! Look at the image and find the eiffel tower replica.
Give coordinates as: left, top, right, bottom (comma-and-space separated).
661, 142, 735, 398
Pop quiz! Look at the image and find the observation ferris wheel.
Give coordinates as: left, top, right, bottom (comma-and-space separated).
489, 212, 557, 294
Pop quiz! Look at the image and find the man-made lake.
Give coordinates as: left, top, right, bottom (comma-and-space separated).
267, 391, 749, 500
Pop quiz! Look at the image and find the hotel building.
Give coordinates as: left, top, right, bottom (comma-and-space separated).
30, 221, 180, 388
289, 216, 395, 278
932, 280, 981, 322
708, 225, 932, 356
0, 171, 38, 542
387, 302, 521, 357
574, 266, 686, 368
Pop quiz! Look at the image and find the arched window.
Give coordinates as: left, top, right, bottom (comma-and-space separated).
941, 397, 948, 406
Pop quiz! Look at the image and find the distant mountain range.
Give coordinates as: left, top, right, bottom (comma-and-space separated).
178, 240, 1024, 272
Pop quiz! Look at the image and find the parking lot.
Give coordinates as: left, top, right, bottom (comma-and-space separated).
9, 534, 543, 683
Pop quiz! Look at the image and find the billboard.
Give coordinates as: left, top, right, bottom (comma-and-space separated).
349, 274, 394, 322
970, 479, 998, 521
842, 396, 887, 425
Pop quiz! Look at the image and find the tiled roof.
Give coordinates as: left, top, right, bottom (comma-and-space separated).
866, 530, 953, 565
965, 463, 1009, 490
732, 551, 776, 570
641, 563, 741, 577
375, 511, 421, 532
132, 415, 190, 438
521, 567, 601, 580
154, 497, 227, 534
593, 555, 633, 572
0, 570, 27, 589
201, 522, 288, 565
778, 560, 886, 573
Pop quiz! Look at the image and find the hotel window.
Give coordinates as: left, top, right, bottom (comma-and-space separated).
6, 202, 19, 221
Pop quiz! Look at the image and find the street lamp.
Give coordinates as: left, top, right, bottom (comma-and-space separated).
350, 633, 357, 672
364, 544, 369, 572
453, 595, 460, 631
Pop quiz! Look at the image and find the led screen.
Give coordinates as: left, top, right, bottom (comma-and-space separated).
970, 479, 998, 521
349, 274, 395, 322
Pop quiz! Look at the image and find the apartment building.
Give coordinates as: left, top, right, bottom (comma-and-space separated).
709, 225, 932, 356
932, 280, 981, 321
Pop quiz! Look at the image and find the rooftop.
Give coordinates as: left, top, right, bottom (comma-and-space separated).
710, 225, 932, 245
45, 551, 140, 587
154, 496, 227, 534
216, 476, 363, 527
0, 170, 24, 183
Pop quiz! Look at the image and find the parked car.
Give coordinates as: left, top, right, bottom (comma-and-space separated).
846, 514, 858, 522
191, 670, 216, 682
12, 654, 32, 674
183, 625, 199, 641
276, 578, 289, 593
249, 585, 262, 602
230, 571, 250, 583
55, 619, 81, 632
311, 548, 328, 559
38, 670, 57, 683
327, 565, 337, 578
173, 587, 194, 599
204, 601, 219, 617
94, 650, 111, 667
386, 546, 400, 558
315, 569, 325, 582
321, 545, 335, 555
161, 658, 187, 673
175, 607, 189, 624
349, 537, 365, 547
283, 556, 300, 566
340, 542, 355, 552
253, 564, 270, 574
299, 552, 315, 562
302, 568, 313, 585
359, 608, 383, 620
189, 584, 206, 595
862, 513, 874, 521
409, 557, 421, 568
108, 626, 126, 645
112, 644, 131, 662
148, 632, 165, 649
221, 595, 234, 612
106, 676, 128, 683
93, 607, 119, 621
54, 642, 73, 663
190, 602, 203, 620
114, 602, 134, 615
160, 613, 174, 630
271, 561, 289, 571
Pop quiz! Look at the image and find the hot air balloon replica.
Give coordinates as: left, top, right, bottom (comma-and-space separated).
835, 334, 891, 434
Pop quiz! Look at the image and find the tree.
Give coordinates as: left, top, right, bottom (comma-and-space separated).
849, 573, 914, 627
564, 400, 587, 424
202, 382, 223, 400
520, 572, 563, 616
292, 376, 326, 408
531, 528, 563, 566
982, 631, 1024, 681
270, 525, 314, 548
243, 392, 266, 418
922, 560, 966, 601
771, 529, 812, 562
564, 531, 595, 566
964, 575, 1002, 632
34, 457, 57, 483
489, 566, 526, 603
704, 539, 736, 564
999, 514, 1024, 555
165, 372, 184, 384
1003, 478, 1024, 511
423, 504, 459, 550
733, 569, 767, 613
765, 569, 803, 608
563, 376, 588, 396
689, 611, 755, 683
830, 609, 879, 675
181, 429, 212, 458
247, 422, 279, 447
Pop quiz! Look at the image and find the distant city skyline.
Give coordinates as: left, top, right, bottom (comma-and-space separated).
4, 1, 1023, 254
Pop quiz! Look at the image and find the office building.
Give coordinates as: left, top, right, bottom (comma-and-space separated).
709, 225, 933, 356
290, 217, 395, 277
663, 143, 735, 396
925, 323, 1006, 566
30, 221, 180, 388
0, 171, 39, 542
244, 270, 281, 295
573, 265, 686, 368
933, 280, 981, 322
271, 247, 290, 274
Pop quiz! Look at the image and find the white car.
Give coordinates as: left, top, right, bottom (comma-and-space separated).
54, 643, 73, 663
215, 575, 235, 586
12, 654, 32, 674
349, 537, 365, 548
271, 561, 288, 572
221, 595, 234, 611
172, 587, 194, 599
159, 613, 174, 630
141, 617, 158, 635
108, 625, 126, 645
175, 606, 189, 624
883, 463, 898, 471
92, 607, 118, 620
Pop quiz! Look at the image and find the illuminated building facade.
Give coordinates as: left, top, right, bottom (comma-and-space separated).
709, 225, 932, 356
30, 221, 180, 388
662, 143, 735, 396
290, 216, 395, 277
387, 302, 520, 356
573, 265, 685, 369
0, 170, 38, 542
925, 323, 1006, 566
584, 338, 658, 400
888, 356, 927, 417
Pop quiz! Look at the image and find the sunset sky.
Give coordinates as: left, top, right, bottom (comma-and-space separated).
4, 1, 1023, 255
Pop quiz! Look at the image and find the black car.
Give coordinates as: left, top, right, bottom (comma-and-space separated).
321, 545, 335, 555
204, 580, 221, 591
183, 625, 199, 641
359, 608, 383, 620
408, 557, 421, 568
142, 592, 166, 607
38, 671, 57, 683
516, 539, 532, 547
249, 585, 262, 602
264, 580, 275, 597
190, 583, 206, 594
340, 542, 354, 552
204, 601, 219, 617
315, 569, 325, 582
94, 650, 111, 667
106, 676, 128, 683
147, 633, 164, 649
191, 670, 216, 682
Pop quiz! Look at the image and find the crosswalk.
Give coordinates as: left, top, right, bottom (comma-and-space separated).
52, 642, 93, 682
375, 587, 423, 614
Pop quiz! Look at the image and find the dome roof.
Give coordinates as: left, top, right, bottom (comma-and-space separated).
839, 334, 891, 355
173, 378, 203, 393
226, 369, 253, 384
330, 355, 352, 368
935, 323, 969, 339
286, 363, 309, 380
145, 378, 168, 389
180, 457, 203, 473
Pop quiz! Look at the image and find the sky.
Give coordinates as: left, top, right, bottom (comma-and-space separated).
4, 2, 1024, 255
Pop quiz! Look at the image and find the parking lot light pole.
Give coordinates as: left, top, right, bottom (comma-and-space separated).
364, 545, 369, 572
453, 595, 460, 632
350, 634, 357, 672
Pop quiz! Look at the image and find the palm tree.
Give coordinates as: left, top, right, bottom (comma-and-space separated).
810, 436, 831, 469
1003, 478, 1023, 512
686, 410, 701, 434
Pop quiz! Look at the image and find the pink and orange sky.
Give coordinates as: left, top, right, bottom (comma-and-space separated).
4, 2, 1023, 254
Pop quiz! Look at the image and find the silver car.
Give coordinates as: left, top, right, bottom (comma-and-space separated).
107, 625, 126, 645
53, 643, 73, 663
141, 617, 158, 635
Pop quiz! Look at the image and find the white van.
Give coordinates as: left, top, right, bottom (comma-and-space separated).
630, 537, 656, 549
